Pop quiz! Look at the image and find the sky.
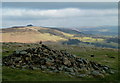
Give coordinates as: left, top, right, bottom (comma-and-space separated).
2, 2, 118, 28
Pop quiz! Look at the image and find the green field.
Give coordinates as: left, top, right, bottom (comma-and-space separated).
1, 42, 119, 82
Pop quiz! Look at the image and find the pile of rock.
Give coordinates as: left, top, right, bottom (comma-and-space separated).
2, 44, 114, 78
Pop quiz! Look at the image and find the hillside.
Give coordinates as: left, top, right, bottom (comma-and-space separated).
76, 26, 118, 36
0, 26, 102, 43
1, 26, 118, 49
1, 26, 69, 43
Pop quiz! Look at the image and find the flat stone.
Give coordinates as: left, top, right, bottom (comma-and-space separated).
33, 67, 40, 70
19, 51, 27, 55
48, 66, 56, 70
91, 71, 104, 78
41, 65, 47, 70
103, 66, 109, 71
77, 74, 87, 78
14, 50, 20, 55
108, 70, 114, 74
69, 72, 76, 76
91, 71, 100, 76
64, 67, 74, 72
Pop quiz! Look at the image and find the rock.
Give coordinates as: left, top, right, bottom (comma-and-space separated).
77, 68, 88, 74
33, 67, 39, 70
77, 74, 87, 78
101, 70, 106, 74
97, 64, 102, 67
63, 58, 71, 66
42, 44, 51, 51
69, 72, 76, 76
11, 65, 15, 69
91, 55, 94, 57
27, 24, 33, 26
48, 66, 56, 70
25, 57, 29, 61
41, 65, 47, 70
14, 50, 20, 55
53, 69, 59, 73
15, 64, 21, 68
76, 58, 83, 63
103, 66, 109, 71
39, 41, 42, 44
91, 71, 104, 78
73, 68, 78, 73
72, 55, 76, 58
40, 59, 46, 65
82, 59, 88, 64
109, 70, 114, 74
64, 67, 74, 72
108, 56, 115, 58
22, 65, 28, 69
58, 67, 64, 71
14, 57, 21, 61
28, 65, 33, 70
19, 51, 27, 55
92, 65, 99, 70
91, 71, 100, 75
45, 58, 54, 66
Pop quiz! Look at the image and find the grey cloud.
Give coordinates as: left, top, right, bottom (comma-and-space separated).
2, 2, 118, 9
2, 8, 117, 21
2, 2, 118, 28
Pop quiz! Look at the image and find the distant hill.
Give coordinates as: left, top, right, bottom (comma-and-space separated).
51, 28, 83, 35
0, 25, 118, 48
76, 26, 118, 36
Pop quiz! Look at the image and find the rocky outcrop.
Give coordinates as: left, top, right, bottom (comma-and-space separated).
2, 44, 114, 78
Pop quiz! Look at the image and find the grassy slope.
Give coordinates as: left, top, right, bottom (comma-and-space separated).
1, 27, 67, 43
0, 26, 107, 43
1, 43, 119, 82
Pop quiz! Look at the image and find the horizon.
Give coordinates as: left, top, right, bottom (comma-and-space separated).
1, 24, 118, 29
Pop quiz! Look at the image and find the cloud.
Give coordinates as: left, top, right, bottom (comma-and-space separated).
2, 2, 118, 9
3, 8, 117, 20
2, 8, 118, 28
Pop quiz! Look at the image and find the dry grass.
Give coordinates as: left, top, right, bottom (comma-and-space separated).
1, 26, 105, 43
1, 32, 67, 43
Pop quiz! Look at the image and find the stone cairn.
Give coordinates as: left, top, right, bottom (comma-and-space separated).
2, 44, 114, 78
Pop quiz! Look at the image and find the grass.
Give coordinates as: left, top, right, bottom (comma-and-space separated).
2, 66, 118, 82
1, 32, 67, 43
2, 66, 93, 81
1, 42, 119, 82
73, 37, 104, 42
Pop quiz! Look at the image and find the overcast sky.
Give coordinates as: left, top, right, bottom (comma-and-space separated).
2, 2, 118, 28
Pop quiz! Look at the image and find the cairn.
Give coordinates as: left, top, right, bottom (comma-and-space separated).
2, 44, 114, 78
